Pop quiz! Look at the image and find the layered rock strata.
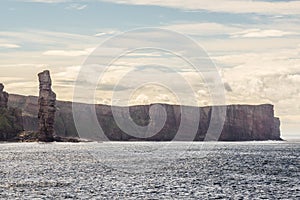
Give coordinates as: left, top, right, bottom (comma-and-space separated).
0, 84, 23, 140
37, 70, 56, 142
8, 94, 282, 141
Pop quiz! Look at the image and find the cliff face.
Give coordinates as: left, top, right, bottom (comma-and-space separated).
37, 70, 56, 142
272, 117, 281, 140
219, 104, 278, 141
0, 84, 23, 140
0, 84, 8, 108
8, 94, 282, 141
8, 94, 39, 132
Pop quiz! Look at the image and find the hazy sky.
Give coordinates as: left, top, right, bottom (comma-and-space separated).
0, 0, 299, 138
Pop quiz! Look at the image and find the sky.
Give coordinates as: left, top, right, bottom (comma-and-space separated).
0, 0, 299, 139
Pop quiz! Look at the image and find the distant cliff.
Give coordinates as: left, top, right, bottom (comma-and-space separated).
8, 94, 282, 141
0, 85, 23, 140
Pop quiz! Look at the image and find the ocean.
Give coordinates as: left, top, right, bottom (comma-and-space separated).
0, 141, 299, 199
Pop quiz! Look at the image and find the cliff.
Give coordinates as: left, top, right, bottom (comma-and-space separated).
0, 84, 23, 140
8, 94, 282, 141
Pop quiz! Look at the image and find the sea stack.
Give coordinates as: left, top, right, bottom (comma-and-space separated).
38, 70, 56, 142
0, 83, 9, 108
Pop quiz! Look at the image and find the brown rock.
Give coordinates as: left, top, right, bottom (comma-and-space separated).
0, 84, 24, 140
0, 83, 9, 108
37, 70, 56, 142
272, 117, 281, 140
9, 93, 282, 141
219, 104, 280, 141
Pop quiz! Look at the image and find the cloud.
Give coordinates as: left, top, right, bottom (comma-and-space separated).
0, 30, 99, 50
200, 37, 300, 54
53, 65, 81, 81
231, 29, 298, 38
219, 50, 300, 122
20, 0, 300, 15
97, 83, 129, 91
66, 4, 87, 10
177, 20, 300, 39
130, 94, 150, 105
100, 0, 300, 15
94, 33, 107, 37
43, 48, 95, 57
94, 31, 118, 37
22, 0, 70, 3
0, 43, 21, 49
163, 22, 240, 36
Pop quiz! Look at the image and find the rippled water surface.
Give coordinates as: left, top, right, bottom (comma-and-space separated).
0, 141, 299, 199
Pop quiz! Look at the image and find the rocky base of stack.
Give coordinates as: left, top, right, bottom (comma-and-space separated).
8, 131, 85, 143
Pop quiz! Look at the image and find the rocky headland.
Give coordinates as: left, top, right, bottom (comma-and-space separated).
8, 96, 282, 142
0, 70, 282, 142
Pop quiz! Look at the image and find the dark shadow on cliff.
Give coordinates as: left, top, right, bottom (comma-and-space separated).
7, 93, 282, 142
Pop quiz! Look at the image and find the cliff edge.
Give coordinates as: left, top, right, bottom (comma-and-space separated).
8, 94, 282, 141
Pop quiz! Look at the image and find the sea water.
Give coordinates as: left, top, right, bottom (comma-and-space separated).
0, 141, 299, 199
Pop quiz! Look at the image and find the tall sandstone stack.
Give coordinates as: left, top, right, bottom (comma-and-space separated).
38, 70, 56, 142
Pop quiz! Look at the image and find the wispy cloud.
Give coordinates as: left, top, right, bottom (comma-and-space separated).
0, 30, 99, 51
100, 0, 300, 15
22, 0, 70, 3
43, 47, 95, 57
231, 29, 298, 38
94, 31, 118, 37
21, 0, 300, 15
0, 43, 21, 48
66, 4, 87, 10
163, 22, 240, 36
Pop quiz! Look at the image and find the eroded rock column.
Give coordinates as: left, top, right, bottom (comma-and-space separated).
38, 70, 56, 142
